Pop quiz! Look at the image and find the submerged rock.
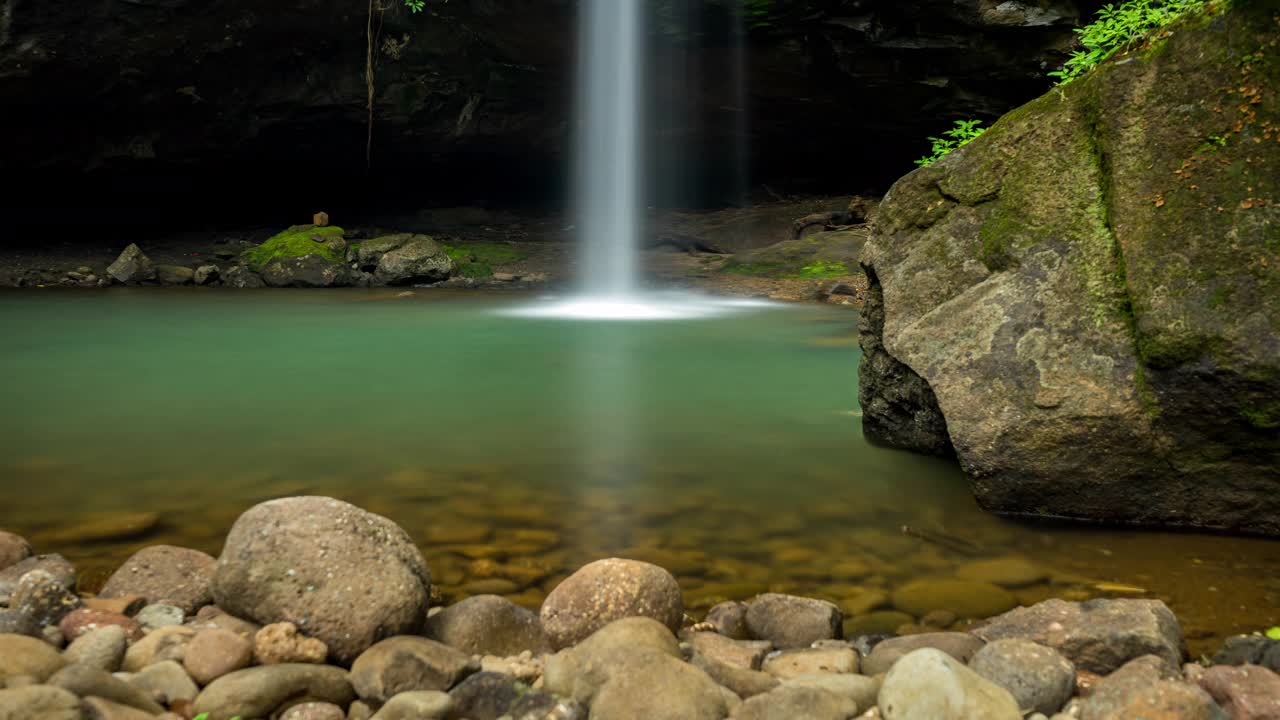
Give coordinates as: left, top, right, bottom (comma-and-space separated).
211, 496, 432, 664
857, 3, 1280, 533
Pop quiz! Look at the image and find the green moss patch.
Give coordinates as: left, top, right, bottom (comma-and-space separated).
242, 225, 347, 271
441, 242, 525, 279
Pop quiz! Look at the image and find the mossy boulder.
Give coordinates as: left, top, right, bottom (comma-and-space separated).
859, 4, 1279, 533
351, 233, 455, 286
242, 225, 351, 288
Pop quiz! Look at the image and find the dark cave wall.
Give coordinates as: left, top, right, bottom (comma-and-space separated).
0, 0, 1103, 233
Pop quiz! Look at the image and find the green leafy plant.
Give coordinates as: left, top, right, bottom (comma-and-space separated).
915, 120, 987, 167
797, 260, 850, 279
1267, 627, 1280, 640
1048, 0, 1213, 84
404, 0, 425, 10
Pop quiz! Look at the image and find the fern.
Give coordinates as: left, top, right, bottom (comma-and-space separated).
1049, 0, 1214, 84
915, 120, 987, 167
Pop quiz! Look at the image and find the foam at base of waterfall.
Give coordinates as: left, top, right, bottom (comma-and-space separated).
500, 292, 776, 321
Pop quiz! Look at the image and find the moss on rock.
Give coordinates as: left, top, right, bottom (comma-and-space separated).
242, 225, 347, 271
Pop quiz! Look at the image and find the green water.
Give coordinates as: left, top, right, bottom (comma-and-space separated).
1, 289, 1277, 653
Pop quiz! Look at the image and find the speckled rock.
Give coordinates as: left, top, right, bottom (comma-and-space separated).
48, 662, 165, 714
762, 648, 859, 680
183, 628, 253, 685
0, 685, 83, 720
254, 622, 328, 665
879, 648, 1021, 720
744, 594, 842, 650
691, 652, 779, 699
211, 497, 432, 664
0, 633, 67, 681
128, 660, 198, 705
187, 606, 260, 639
11, 570, 82, 627
368, 691, 453, 720
447, 671, 562, 720
890, 579, 1016, 619
121, 626, 195, 672
191, 664, 354, 720
540, 558, 683, 650
0, 554, 76, 602
0, 533, 31, 573
705, 601, 750, 640
64, 626, 129, 672
425, 595, 550, 657
973, 598, 1186, 673
81, 696, 162, 719
969, 639, 1076, 716
350, 636, 477, 704
1081, 655, 1224, 720
1198, 664, 1280, 720
863, 632, 986, 675
686, 633, 771, 671
58, 609, 143, 644
101, 547, 216, 616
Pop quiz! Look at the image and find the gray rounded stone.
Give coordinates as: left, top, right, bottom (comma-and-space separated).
47, 662, 165, 714
100, 546, 216, 615
425, 595, 550, 657
192, 664, 354, 720
969, 638, 1076, 715
212, 497, 432, 664
351, 637, 477, 704
135, 604, 185, 631
63, 626, 129, 672
0, 533, 31, 573
744, 594, 842, 649
0, 633, 66, 682
0, 685, 83, 720
128, 660, 198, 705
368, 691, 453, 720
862, 632, 986, 675
879, 648, 1021, 720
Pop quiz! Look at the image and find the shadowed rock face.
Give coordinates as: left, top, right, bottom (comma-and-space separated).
859, 4, 1280, 534
0, 0, 1101, 235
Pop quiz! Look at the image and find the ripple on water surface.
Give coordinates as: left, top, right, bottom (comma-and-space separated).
0, 289, 1277, 656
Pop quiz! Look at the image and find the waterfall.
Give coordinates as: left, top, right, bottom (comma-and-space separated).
577, 0, 644, 298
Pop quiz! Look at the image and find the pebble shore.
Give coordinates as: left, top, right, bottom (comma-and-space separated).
2, 496, 1278, 720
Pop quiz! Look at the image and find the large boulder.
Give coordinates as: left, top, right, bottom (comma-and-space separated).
242, 225, 351, 288
540, 558, 684, 650
858, 3, 1280, 532
210, 497, 432, 664
106, 244, 156, 284
362, 234, 455, 286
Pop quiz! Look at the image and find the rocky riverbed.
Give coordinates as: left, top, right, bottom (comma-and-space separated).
2, 496, 1278, 720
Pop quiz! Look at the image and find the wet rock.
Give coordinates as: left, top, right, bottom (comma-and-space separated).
121, 625, 195, 671
844, 611, 914, 637
183, 628, 253, 685
82, 597, 146, 617
1081, 655, 1224, 719
64, 626, 129, 672
891, 578, 1016, 619
222, 265, 266, 288
47, 662, 165, 714
0, 633, 66, 681
969, 638, 1076, 716
193, 265, 220, 286
762, 647, 858, 679
254, 622, 328, 665
128, 660, 198, 705
879, 648, 1021, 720
0, 685, 83, 720
261, 255, 351, 288
705, 601, 750, 640
100, 546, 216, 615
0, 554, 77, 601
744, 594, 842, 649
690, 652, 779, 699
191, 664, 354, 720
350, 636, 477, 703
863, 632, 986, 675
540, 558, 683, 650
371, 235, 454, 285
155, 265, 194, 285
0, 533, 31, 572
59, 609, 143, 644
955, 557, 1049, 588
280, 702, 346, 720
781, 673, 880, 713
973, 598, 1186, 673
425, 595, 550, 657
368, 691, 453, 720
11, 569, 82, 626
1214, 636, 1280, 673
106, 245, 156, 284
1198, 664, 1280, 720
544, 616, 738, 718
448, 671, 562, 720
731, 685, 861, 720
211, 497, 432, 664
135, 604, 185, 631
686, 632, 771, 670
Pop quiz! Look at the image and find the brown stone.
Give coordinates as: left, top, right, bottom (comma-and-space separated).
1199, 664, 1280, 720
183, 628, 253, 685
100, 546, 216, 615
313, 212, 330, 227
122, 625, 196, 672
254, 622, 328, 665
540, 558, 683, 650
84, 596, 147, 616
59, 608, 143, 644
0, 533, 31, 572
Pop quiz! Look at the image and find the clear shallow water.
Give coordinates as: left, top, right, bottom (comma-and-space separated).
1, 289, 1277, 654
